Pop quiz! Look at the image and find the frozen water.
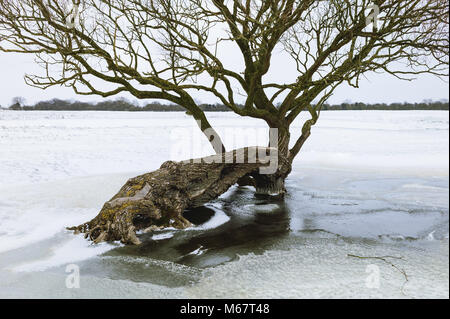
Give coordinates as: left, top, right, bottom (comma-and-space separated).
0, 110, 448, 298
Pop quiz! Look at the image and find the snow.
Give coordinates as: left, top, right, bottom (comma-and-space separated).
0, 110, 448, 298
1, 110, 447, 185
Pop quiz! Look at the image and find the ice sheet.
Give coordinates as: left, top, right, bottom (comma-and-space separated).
0, 110, 448, 298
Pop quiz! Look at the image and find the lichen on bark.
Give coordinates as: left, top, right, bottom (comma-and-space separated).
68, 147, 288, 245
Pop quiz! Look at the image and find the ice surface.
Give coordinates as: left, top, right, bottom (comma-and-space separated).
192, 207, 230, 230
0, 110, 448, 298
185, 239, 449, 299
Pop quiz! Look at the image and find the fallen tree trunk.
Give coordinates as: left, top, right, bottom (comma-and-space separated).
68, 147, 287, 245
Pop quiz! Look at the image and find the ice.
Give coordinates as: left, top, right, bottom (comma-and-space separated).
187, 246, 207, 256
152, 233, 175, 241
185, 239, 449, 299
0, 173, 129, 253
11, 235, 118, 272
0, 110, 448, 298
193, 207, 230, 230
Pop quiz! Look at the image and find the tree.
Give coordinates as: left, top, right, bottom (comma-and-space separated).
1, 0, 448, 244
9, 96, 26, 110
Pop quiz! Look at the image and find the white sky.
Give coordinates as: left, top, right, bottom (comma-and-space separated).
0, 51, 448, 107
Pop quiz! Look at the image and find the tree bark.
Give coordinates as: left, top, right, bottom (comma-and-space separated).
68, 147, 283, 245
251, 125, 292, 195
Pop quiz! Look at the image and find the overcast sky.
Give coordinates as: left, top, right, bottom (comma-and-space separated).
0, 51, 448, 107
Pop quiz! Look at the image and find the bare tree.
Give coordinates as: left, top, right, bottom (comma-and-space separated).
10, 96, 26, 108
1, 0, 448, 244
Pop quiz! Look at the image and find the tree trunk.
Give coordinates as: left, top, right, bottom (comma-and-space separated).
68, 147, 283, 245
252, 126, 292, 195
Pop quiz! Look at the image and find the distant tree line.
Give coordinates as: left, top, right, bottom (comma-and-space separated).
320, 101, 449, 111
6, 98, 232, 112
4, 98, 449, 111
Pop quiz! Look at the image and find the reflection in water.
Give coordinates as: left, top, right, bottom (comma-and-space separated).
71, 175, 448, 286
100, 174, 449, 274
0, 175, 445, 294
106, 186, 291, 268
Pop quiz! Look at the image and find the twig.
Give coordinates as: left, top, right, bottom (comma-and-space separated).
348, 254, 409, 295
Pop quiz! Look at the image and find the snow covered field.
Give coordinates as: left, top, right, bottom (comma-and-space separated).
0, 110, 448, 298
